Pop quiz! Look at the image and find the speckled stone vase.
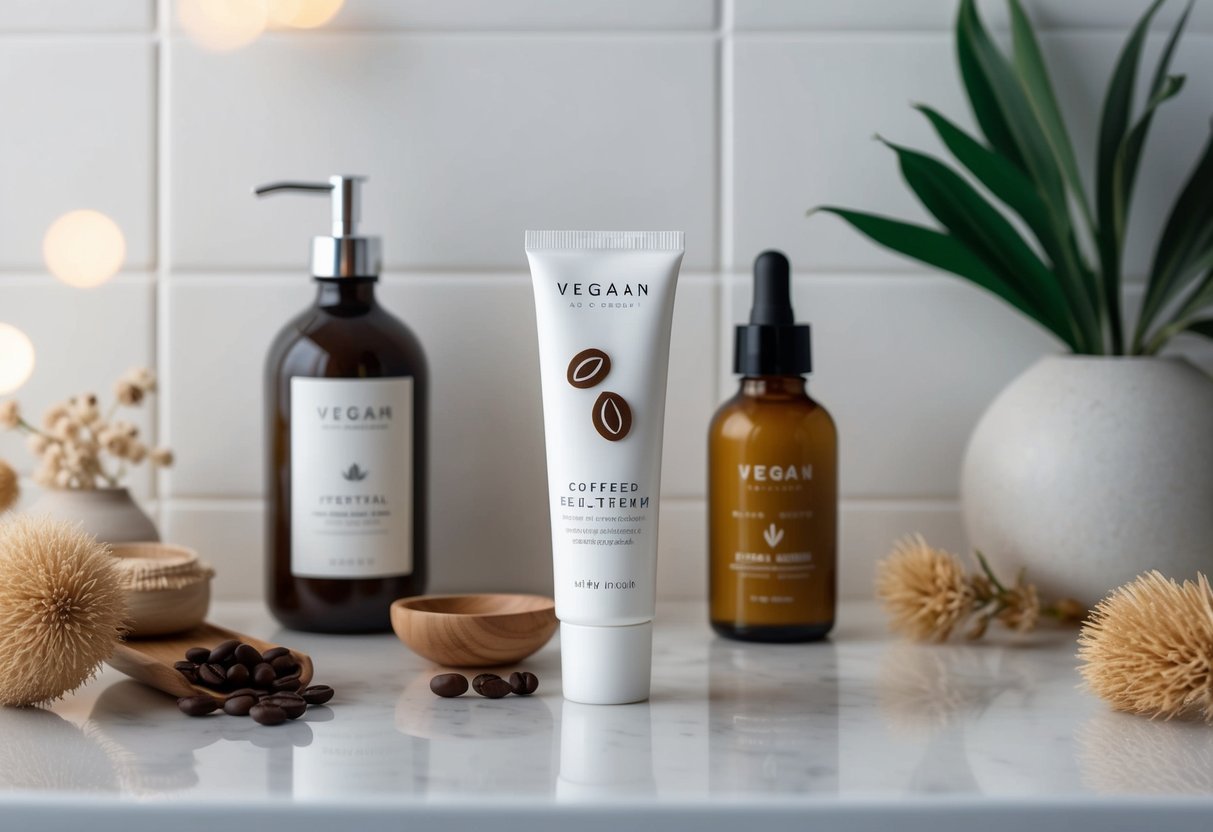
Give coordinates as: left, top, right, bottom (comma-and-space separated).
27, 487, 159, 544
961, 355, 1213, 606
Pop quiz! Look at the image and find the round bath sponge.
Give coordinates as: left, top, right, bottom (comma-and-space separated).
0, 515, 126, 706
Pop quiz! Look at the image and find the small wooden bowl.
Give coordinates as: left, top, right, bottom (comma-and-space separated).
390, 594, 557, 668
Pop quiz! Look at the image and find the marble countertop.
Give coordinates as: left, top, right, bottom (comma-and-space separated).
3, 600, 1211, 832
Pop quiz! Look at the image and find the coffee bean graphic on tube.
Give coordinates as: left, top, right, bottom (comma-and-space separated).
592, 391, 632, 441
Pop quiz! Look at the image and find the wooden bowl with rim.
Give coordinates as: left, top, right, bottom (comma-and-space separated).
390, 594, 557, 668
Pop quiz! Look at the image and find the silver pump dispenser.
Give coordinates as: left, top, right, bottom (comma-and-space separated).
254, 175, 382, 278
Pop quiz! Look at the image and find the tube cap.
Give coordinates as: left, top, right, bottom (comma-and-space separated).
734, 250, 812, 376
559, 621, 652, 705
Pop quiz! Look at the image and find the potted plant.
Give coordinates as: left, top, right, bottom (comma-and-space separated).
815, 0, 1213, 604
0, 367, 173, 543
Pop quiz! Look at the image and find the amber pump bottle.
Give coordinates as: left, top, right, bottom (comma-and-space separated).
709, 250, 837, 642
259, 175, 428, 633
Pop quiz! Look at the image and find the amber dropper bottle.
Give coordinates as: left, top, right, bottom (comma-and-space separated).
708, 250, 837, 642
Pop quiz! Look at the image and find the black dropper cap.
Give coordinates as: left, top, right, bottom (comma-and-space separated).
734, 250, 812, 376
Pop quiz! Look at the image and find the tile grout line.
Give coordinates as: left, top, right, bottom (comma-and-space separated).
151, 0, 170, 522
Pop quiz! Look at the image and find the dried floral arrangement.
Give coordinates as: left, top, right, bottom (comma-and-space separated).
1078, 571, 1213, 721
0, 368, 172, 490
0, 460, 16, 512
0, 515, 127, 707
876, 534, 1084, 642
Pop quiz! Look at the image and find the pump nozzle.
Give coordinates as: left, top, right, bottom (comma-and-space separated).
253, 175, 380, 278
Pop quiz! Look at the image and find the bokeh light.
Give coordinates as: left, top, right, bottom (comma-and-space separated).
178, 0, 269, 51
269, 0, 345, 28
0, 324, 35, 395
42, 210, 126, 289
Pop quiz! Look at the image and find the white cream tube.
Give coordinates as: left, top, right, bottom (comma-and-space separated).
526, 230, 684, 705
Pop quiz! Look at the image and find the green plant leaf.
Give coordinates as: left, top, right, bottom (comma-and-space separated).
1096, 0, 1168, 353
813, 207, 1073, 343
1184, 319, 1213, 341
957, 0, 1066, 208
957, 0, 1025, 170
1138, 127, 1213, 347
880, 138, 1083, 350
1114, 73, 1186, 234
1007, 0, 1093, 228
915, 104, 1100, 350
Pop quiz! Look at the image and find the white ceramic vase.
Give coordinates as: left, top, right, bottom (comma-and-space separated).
961, 355, 1213, 606
27, 487, 160, 544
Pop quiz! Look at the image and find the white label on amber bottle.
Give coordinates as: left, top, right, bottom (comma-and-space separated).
290, 377, 413, 578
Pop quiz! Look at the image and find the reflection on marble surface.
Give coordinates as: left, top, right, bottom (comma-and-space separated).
0, 707, 117, 792
9, 600, 1210, 807
1078, 711, 1213, 795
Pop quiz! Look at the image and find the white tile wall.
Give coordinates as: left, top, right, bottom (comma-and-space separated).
0, 1, 1210, 604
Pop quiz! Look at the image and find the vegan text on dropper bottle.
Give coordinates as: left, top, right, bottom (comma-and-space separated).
525, 231, 684, 705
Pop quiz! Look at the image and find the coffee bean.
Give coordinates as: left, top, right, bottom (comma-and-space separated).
301, 685, 334, 705
209, 639, 240, 665
509, 671, 539, 696
226, 663, 250, 687
178, 667, 198, 684
198, 663, 226, 687
270, 655, 298, 676
253, 663, 276, 688
177, 695, 219, 716
223, 694, 258, 716
272, 675, 302, 693
262, 693, 307, 719
471, 673, 500, 695
478, 677, 513, 699
227, 688, 263, 700
430, 673, 469, 698
250, 702, 287, 726
262, 646, 290, 662
185, 647, 211, 664
173, 660, 196, 673
234, 643, 263, 666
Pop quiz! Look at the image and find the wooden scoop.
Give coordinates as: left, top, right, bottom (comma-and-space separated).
106, 622, 313, 701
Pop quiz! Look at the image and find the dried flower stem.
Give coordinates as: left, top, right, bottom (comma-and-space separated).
877, 535, 1080, 643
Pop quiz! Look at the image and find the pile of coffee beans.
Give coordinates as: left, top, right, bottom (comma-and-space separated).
173, 639, 335, 726
430, 671, 538, 699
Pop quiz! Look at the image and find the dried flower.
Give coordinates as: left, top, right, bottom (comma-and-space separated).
4, 370, 171, 490
67, 394, 100, 425
0, 461, 17, 512
123, 367, 156, 393
1078, 571, 1213, 721
150, 448, 173, 467
0, 401, 19, 430
998, 582, 1040, 633
877, 535, 975, 642
114, 381, 143, 407
126, 442, 147, 465
0, 515, 127, 706
877, 536, 1080, 643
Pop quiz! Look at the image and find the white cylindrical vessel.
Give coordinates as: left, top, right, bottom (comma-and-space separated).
526, 230, 684, 705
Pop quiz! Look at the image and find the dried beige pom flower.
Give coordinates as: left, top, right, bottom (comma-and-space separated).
0, 401, 19, 430
0, 461, 17, 512
114, 381, 143, 407
124, 367, 156, 394
126, 442, 147, 465
0, 515, 127, 706
998, 583, 1040, 633
150, 448, 173, 467
877, 535, 975, 642
1078, 571, 1213, 721
68, 393, 100, 425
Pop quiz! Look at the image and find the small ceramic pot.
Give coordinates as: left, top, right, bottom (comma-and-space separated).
27, 486, 159, 544
962, 355, 1213, 605
109, 542, 214, 637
